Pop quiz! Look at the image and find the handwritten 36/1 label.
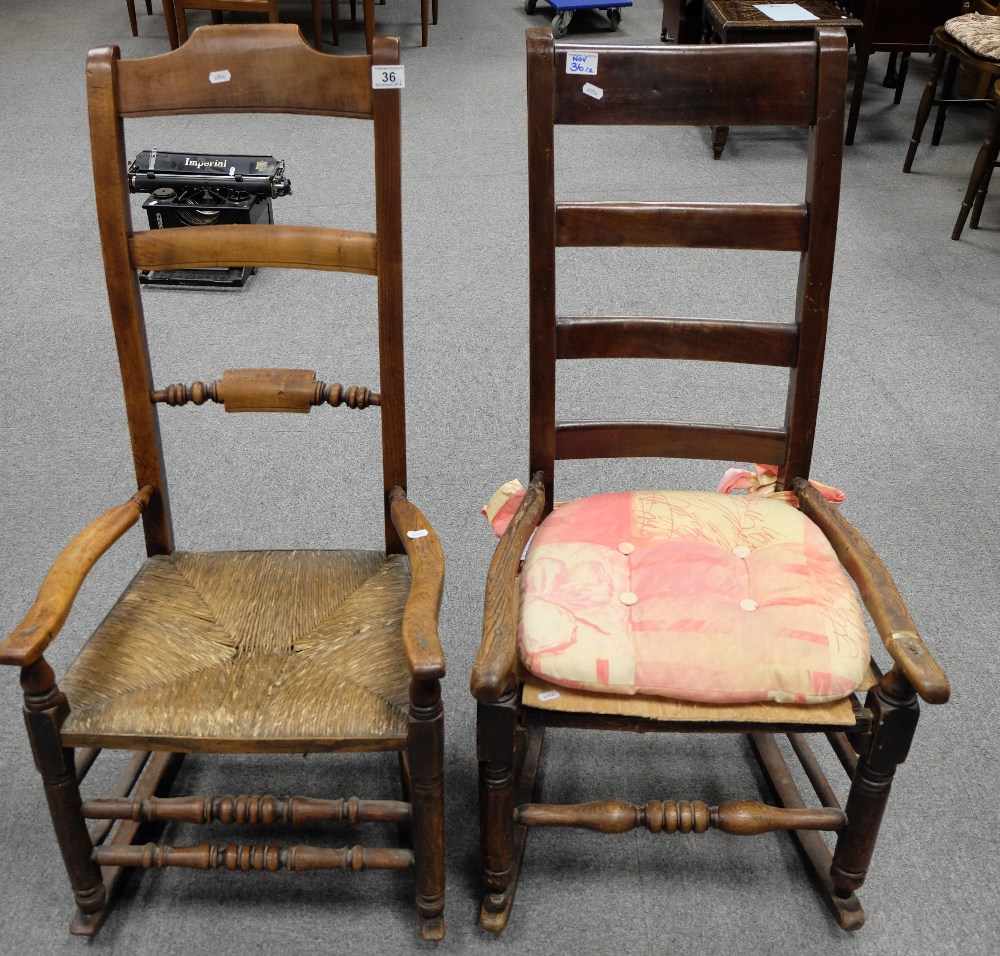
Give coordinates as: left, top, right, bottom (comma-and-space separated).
209, 70, 231, 84
566, 52, 598, 76
372, 65, 405, 89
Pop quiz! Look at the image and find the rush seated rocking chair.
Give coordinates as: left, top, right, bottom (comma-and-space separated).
472, 27, 949, 933
0, 25, 445, 940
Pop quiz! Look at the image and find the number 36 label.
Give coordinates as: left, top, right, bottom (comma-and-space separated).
372, 65, 405, 89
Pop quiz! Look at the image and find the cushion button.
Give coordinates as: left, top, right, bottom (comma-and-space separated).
619, 591, 639, 606
740, 599, 758, 612
618, 542, 635, 555
733, 545, 751, 558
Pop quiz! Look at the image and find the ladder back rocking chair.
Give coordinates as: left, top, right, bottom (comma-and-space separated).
472, 27, 949, 933
0, 24, 445, 941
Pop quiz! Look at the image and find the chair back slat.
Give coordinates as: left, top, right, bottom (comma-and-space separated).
526, 26, 848, 510
556, 318, 799, 367
129, 226, 378, 274
556, 203, 808, 251
116, 24, 375, 118
555, 423, 788, 464
553, 42, 819, 127
88, 25, 406, 556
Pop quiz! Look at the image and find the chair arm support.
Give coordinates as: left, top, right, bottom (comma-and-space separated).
0, 486, 153, 668
471, 472, 546, 704
388, 487, 446, 682
793, 479, 950, 705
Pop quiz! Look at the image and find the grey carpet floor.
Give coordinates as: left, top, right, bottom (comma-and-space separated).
1, 1, 997, 954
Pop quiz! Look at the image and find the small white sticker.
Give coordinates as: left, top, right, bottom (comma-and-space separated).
372, 65, 405, 89
566, 52, 598, 76
407, 529, 429, 539
209, 69, 231, 84
582, 82, 604, 100
538, 690, 561, 701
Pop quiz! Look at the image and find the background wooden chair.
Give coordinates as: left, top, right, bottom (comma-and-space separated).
844, 0, 964, 145
360, 0, 437, 53
953, 77, 1000, 236
125, 0, 154, 36
903, 3, 1000, 235
167, 0, 340, 50
472, 26, 949, 933
0, 24, 445, 941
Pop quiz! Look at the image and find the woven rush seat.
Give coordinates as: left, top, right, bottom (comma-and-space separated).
945, 13, 1000, 58
61, 550, 411, 751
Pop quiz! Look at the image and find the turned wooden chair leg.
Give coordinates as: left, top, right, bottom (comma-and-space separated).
957, 102, 1000, 237
904, 47, 947, 172
931, 54, 960, 146
969, 136, 998, 229
313, 0, 323, 49
846, 47, 872, 145
408, 680, 445, 941
830, 673, 919, 904
432, 0, 438, 25
477, 695, 521, 931
21, 660, 106, 925
364, 0, 374, 54
126, 0, 139, 36
893, 52, 910, 105
161, 0, 180, 49
881, 51, 898, 88
421, 0, 429, 46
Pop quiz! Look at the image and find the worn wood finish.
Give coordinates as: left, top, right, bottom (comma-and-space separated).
476, 27, 946, 934
88, 51, 173, 555
780, 27, 849, 487
551, 41, 819, 127
555, 421, 788, 464
557, 316, 799, 366
750, 733, 866, 930
117, 25, 374, 118
130, 225, 377, 274
479, 718, 543, 933
0, 488, 151, 667
94, 843, 414, 871
152, 371, 381, 411
372, 36, 408, 556
472, 473, 546, 704
71, 750, 185, 937
83, 794, 410, 825
795, 481, 950, 704
516, 799, 845, 835
556, 203, 808, 251
389, 488, 446, 682
3, 26, 446, 941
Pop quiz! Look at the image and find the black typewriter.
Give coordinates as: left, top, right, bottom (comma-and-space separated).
127, 150, 292, 288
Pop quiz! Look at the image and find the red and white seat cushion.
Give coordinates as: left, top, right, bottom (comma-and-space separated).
518, 491, 870, 705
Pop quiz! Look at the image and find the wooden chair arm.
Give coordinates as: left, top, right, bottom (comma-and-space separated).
793, 479, 950, 705
471, 472, 546, 704
388, 488, 446, 682
0, 487, 153, 668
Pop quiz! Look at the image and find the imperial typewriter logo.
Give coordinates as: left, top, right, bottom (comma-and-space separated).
183, 157, 227, 168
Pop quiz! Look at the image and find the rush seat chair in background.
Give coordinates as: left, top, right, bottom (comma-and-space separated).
0, 24, 446, 941
472, 26, 949, 934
